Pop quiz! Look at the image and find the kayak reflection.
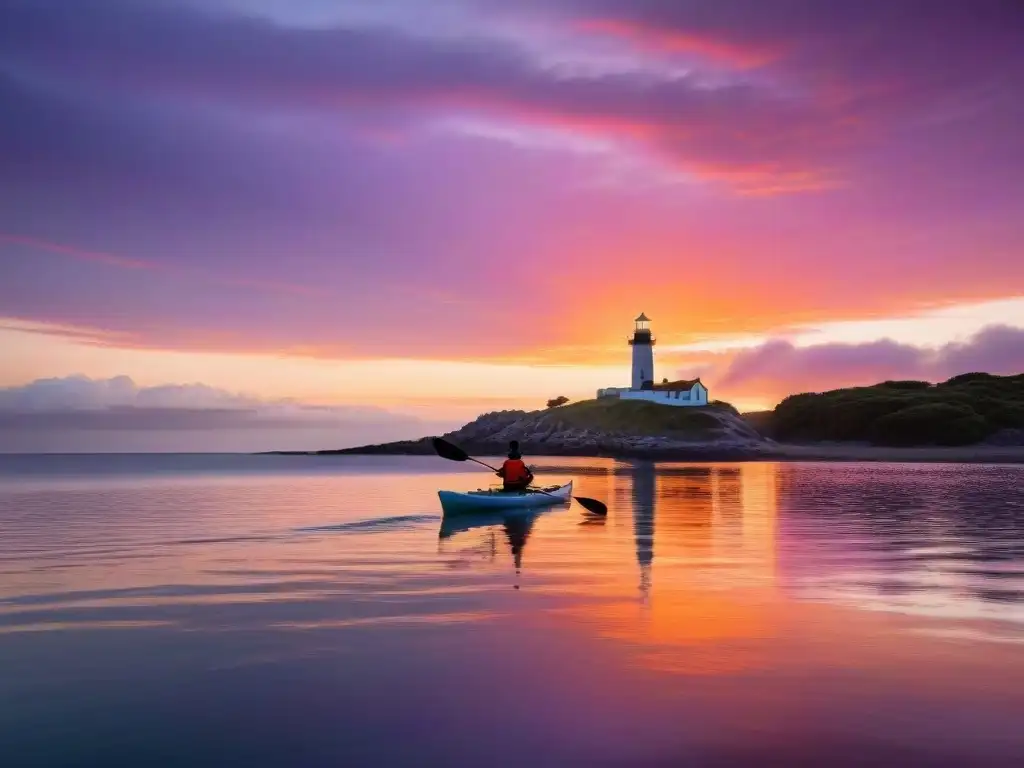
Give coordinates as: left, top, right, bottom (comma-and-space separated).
438, 507, 552, 588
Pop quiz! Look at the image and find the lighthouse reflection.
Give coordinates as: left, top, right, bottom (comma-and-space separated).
631, 461, 656, 602
565, 461, 781, 676
626, 462, 726, 602
435, 459, 778, 610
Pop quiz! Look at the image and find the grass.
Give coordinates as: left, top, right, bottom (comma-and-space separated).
541, 398, 736, 437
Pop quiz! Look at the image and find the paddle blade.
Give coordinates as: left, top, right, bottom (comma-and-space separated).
575, 496, 608, 516
432, 436, 469, 462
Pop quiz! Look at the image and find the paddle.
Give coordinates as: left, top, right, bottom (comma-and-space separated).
431, 436, 608, 516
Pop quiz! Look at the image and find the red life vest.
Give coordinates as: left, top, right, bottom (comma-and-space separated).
502, 458, 530, 484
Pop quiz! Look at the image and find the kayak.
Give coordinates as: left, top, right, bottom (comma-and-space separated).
437, 481, 573, 515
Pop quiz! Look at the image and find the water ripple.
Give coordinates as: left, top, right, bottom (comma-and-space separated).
2, 456, 1024, 765
298, 513, 441, 533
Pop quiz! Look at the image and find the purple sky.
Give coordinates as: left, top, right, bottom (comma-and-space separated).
1, 0, 1023, 446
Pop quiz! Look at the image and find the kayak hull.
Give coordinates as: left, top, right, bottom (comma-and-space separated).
438, 481, 573, 515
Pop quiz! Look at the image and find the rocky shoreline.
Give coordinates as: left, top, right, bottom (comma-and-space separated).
272, 436, 771, 461
262, 402, 1024, 463
265, 438, 1024, 464
264, 403, 768, 460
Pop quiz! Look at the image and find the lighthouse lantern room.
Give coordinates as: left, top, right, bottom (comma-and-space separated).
628, 312, 655, 390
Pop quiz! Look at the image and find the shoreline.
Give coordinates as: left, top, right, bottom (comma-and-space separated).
260, 380, 1024, 466
763, 443, 1024, 464
262, 442, 1024, 464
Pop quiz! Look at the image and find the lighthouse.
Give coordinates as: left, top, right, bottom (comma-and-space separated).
629, 312, 655, 390
596, 313, 709, 406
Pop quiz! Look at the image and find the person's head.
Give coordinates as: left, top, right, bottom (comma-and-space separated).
508, 440, 521, 459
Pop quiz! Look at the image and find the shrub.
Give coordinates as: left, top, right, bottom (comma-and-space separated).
942, 372, 998, 386
757, 373, 1022, 446
709, 399, 740, 416
773, 391, 913, 442
546, 396, 570, 408
741, 410, 775, 438
878, 380, 931, 390
985, 402, 1024, 429
869, 403, 991, 446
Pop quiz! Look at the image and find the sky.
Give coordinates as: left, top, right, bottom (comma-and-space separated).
2, 0, 1024, 451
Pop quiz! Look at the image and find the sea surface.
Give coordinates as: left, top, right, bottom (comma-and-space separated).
2, 454, 1024, 767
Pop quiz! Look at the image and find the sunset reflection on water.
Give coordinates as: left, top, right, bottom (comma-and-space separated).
2, 455, 1023, 766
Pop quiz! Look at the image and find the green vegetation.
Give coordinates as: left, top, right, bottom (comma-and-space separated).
546, 395, 570, 408
546, 398, 735, 437
740, 410, 774, 436
709, 399, 740, 416
759, 373, 1024, 446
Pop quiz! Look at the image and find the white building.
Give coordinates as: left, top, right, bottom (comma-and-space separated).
596, 313, 709, 407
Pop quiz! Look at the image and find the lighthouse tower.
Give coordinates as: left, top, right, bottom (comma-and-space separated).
629, 312, 655, 390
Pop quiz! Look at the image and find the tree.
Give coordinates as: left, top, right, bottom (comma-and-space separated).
546, 396, 570, 408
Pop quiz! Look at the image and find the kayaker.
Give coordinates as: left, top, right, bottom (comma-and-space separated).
496, 440, 534, 491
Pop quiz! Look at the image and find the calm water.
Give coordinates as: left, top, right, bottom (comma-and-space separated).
2, 455, 1024, 767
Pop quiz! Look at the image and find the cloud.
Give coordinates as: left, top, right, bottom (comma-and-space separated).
0, 376, 456, 452
2, 0, 1021, 202
535, 0, 1024, 188
549, 0, 1024, 85
0, 0, 881, 191
0, 234, 325, 297
1, 375, 252, 413
716, 324, 1024, 401
1, 0, 1022, 367
0, 58, 581, 359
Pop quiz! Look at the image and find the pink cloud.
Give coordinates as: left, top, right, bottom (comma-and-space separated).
715, 325, 1024, 403
1, 0, 1022, 368
575, 17, 781, 69
0, 1, 872, 192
